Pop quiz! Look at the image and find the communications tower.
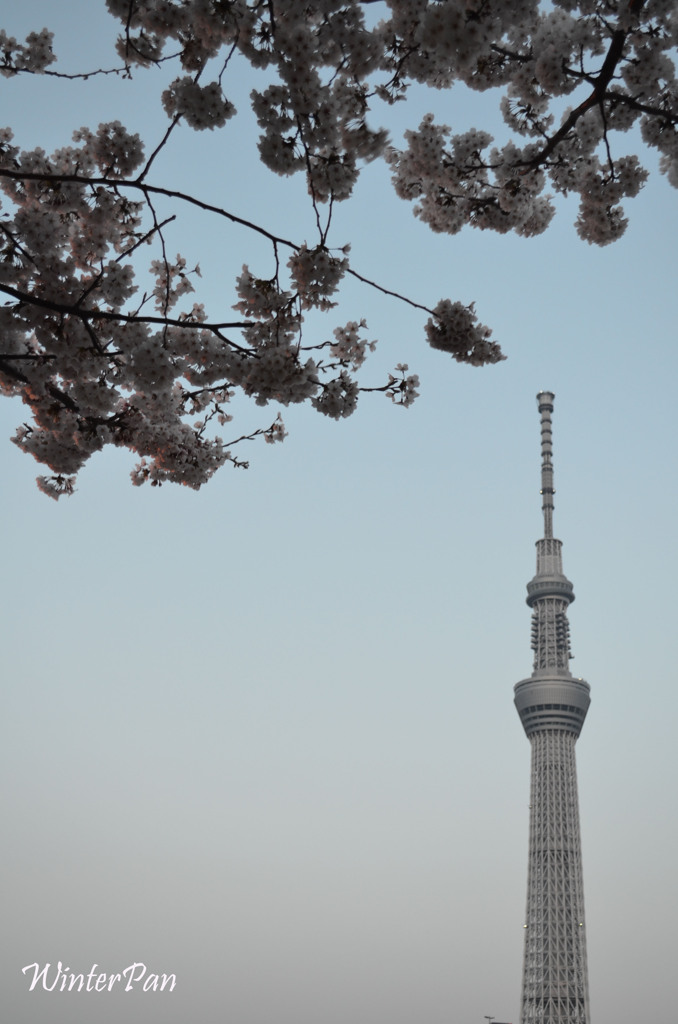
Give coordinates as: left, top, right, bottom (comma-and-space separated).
514, 392, 591, 1024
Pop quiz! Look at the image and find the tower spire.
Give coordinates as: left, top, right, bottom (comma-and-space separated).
514, 392, 592, 1024
527, 392, 574, 673
537, 390, 555, 540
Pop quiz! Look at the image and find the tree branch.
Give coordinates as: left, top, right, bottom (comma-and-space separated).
0, 281, 253, 346
0, 167, 300, 251
524, 0, 648, 169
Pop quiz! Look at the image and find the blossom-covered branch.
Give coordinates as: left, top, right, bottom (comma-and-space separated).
1, 0, 675, 496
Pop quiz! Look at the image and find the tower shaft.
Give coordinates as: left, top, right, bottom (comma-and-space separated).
515, 393, 591, 1024
521, 732, 589, 1024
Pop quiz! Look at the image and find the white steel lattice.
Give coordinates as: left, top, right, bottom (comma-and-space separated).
520, 730, 589, 1024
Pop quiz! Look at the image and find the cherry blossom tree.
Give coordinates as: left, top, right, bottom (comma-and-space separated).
1, 0, 675, 496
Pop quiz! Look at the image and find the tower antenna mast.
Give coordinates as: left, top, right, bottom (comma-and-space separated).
538, 391, 555, 540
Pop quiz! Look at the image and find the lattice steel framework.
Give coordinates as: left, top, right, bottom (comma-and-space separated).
514, 392, 591, 1024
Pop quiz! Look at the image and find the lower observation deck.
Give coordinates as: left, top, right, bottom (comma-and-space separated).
514, 674, 591, 737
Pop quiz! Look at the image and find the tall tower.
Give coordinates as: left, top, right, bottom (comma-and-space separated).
514, 392, 591, 1024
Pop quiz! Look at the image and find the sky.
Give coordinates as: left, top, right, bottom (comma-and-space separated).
1, 4, 677, 1024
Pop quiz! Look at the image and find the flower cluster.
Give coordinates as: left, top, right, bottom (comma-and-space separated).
386, 364, 420, 408
161, 78, 236, 130
150, 254, 198, 311
0, 28, 55, 76
287, 245, 348, 311
71, 122, 145, 178
328, 319, 376, 371
425, 301, 504, 367
312, 371, 359, 420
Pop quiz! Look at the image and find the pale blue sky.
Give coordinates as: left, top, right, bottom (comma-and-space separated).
2, 4, 677, 1023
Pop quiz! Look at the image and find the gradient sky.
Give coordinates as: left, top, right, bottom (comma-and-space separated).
2, 4, 677, 1024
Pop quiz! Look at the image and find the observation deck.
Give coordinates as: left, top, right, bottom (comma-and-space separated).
514, 673, 591, 737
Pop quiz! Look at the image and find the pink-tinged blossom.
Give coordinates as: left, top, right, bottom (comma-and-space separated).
386, 364, 420, 408
161, 78, 236, 130
287, 246, 348, 310
71, 123, 145, 177
426, 301, 504, 366
312, 371, 359, 419
329, 320, 376, 371
0, 28, 55, 75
